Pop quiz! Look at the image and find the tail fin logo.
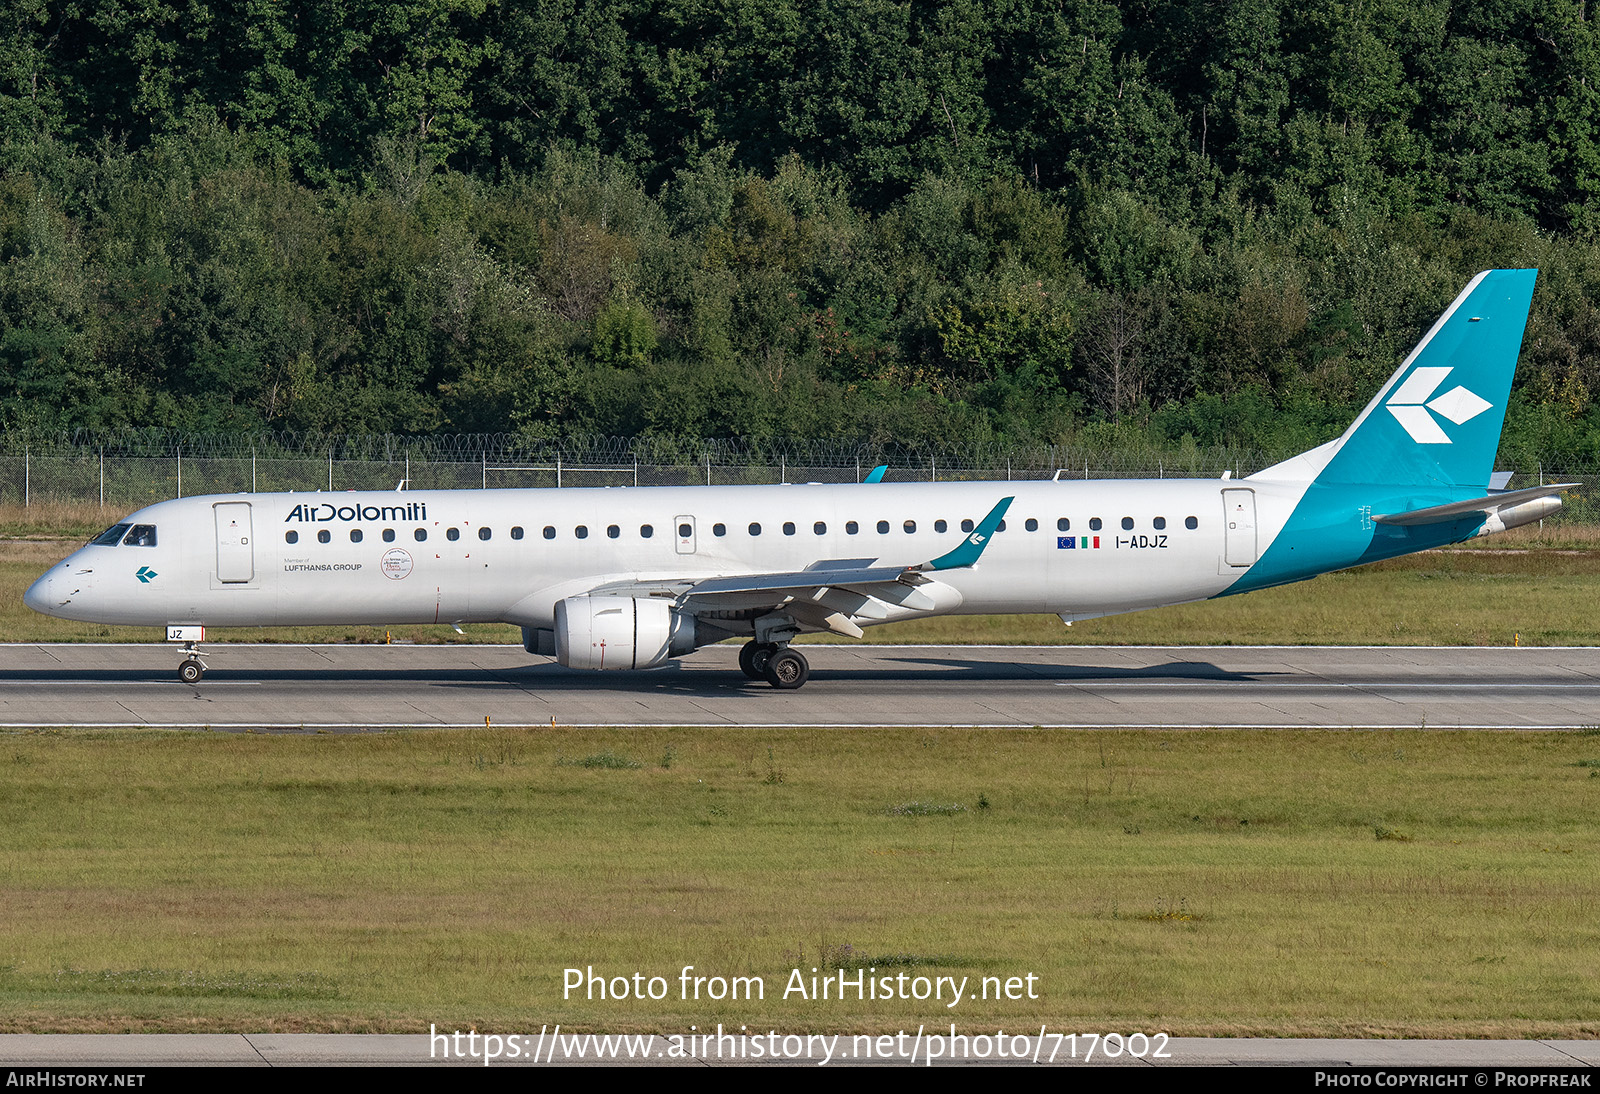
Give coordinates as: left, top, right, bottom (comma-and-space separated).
1384, 366, 1493, 445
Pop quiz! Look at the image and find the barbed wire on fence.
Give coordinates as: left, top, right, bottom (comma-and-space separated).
0, 432, 1591, 523
0, 429, 1280, 473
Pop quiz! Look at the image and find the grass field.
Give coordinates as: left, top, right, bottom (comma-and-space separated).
1, 726, 1597, 1036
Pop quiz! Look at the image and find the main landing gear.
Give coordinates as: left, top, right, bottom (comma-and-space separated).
738, 641, 810, 689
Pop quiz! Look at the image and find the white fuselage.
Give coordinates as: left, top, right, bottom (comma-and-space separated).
26, 478, 1298, 632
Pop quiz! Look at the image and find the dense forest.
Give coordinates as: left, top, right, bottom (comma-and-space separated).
3, 0, 1600, 466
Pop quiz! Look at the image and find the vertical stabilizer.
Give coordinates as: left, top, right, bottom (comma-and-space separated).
1253, 269, 1537, 489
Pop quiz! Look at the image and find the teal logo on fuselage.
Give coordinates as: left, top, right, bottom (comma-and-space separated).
136, 566, 158, 583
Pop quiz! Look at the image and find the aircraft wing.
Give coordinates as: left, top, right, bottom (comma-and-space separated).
588, 496, 1014, 636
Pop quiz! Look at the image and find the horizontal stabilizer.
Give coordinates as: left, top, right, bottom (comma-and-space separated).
1373, 483, 1580, 526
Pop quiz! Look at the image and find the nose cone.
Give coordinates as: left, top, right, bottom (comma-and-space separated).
23, 571, 54, 615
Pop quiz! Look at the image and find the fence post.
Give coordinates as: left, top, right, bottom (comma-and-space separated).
251, 448, 256, 493
176, 446, 181, 498
99, 449, 104, 508
557, 453, 562, 489
328, 451, 333, 491
24, 447, 28, 508
481, 452, 486, 490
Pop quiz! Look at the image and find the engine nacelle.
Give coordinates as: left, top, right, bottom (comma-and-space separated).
555, 595, 696, 670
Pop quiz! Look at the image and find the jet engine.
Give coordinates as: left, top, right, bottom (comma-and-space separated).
555, 595, 696, 670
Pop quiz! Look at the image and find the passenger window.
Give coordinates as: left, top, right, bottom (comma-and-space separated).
961, 519, 974, 533
285, 530, 299, 545
1121, 517, 1134, 530
904, 520, 916, 534
543, 526, 556, 539
814, 521, 826, 535
512, 526, 524, 540
575, 526, 588, 539
997, 520, 1007, 532
846, 521, 859, 535
678, 523, 692, 538
1089, 518, 1103, 531
640, 524, 653, 538
414, 528, 427, 542
1025, 518, 1038, 532
876, 520, 889, 534
350, 529, 363, 543
748, 522, 761, 536
446, 527, 460, 541
124, 525, 157, 547
935, 519, 947, 533
91, 524, 131, 547
783, 522, 796, 536
1153, 517, 1166, 530
1057, 517, 1070, 531
607, 525, 619, 539
713, 523, 726, 536
1185, 516, 1198, 530
317, 529, 331, 544
479, 527, 492, 541
383, 529, 395, 542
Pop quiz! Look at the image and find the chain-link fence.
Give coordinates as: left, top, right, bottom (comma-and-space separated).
0, 432, 1591, 522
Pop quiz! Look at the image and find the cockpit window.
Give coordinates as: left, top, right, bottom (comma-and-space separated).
90, 524, 131, 547
124, 525, 157, 547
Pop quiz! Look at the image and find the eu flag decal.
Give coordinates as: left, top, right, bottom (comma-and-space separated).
1057, 537, 1074, 549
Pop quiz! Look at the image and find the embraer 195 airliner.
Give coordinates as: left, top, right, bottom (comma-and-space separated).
25, 270, 1573, 688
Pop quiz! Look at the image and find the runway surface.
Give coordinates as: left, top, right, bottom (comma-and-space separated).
3, 642, 1600, 729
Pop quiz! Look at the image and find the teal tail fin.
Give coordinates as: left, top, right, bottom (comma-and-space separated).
1256, 269, 1537, 489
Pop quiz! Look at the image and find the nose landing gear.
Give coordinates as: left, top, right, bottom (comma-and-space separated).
176, 640, 208, 683
166, 626, 209, 684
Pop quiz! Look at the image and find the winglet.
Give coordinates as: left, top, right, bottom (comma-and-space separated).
863, 464, 888, 483
918, 497, 1013, 571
